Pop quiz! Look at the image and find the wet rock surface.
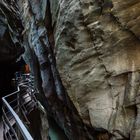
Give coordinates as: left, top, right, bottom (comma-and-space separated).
0, 0, 140, 140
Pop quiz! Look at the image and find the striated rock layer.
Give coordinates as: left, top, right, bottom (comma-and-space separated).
50, 0, 140, 139
2, 0, 104, 139
1, 0, 140, 139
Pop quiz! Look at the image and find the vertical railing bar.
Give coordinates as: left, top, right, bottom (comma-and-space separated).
2, 117, 14, 140
2, 108, 19, 140
2, 73, 37, 140
19, 107, 30, 124
2, 98, 33, 140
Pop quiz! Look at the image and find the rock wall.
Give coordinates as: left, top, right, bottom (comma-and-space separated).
0, 1, 25, 115
1, 0, 140, 139
0, 1, 49, 140
5, 0, 101, 139
50, 0, 140, 139
0, 2, 24, 65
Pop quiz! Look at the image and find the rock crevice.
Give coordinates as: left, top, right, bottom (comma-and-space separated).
1, 0, 140, 140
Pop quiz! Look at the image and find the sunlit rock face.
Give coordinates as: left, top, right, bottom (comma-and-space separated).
50, 0, 140, 139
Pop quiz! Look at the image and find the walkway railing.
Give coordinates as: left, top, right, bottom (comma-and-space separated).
2, 73, 37, 140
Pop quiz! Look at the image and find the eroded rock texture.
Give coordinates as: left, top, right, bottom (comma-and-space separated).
0, 2, 24, 64
0, 1, 49, 140
8, 0, 99, 139
50, 0, 140, 139
1, 0, 140, 140
0, 1, 25, 114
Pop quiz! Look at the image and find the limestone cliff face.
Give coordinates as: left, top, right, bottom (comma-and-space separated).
50, 0, 140, 139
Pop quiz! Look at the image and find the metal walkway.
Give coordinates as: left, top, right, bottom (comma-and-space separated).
2, 73, 38, 140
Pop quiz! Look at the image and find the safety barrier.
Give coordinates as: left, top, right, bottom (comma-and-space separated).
2, 73, 37, 140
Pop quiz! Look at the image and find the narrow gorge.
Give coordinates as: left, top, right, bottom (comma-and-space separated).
0, 0, 140, 140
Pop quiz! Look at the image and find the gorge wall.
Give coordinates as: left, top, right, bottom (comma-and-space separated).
50, 0, 140, 140
0, 0, 25, 115
0, 0, 140, 140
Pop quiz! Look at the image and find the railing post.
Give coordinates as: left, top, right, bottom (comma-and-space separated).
2, 98, 33, 140
2, 73, 35, 140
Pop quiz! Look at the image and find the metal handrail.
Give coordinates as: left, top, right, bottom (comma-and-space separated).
2, 73, 35, 140
2, 97, 33, 140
